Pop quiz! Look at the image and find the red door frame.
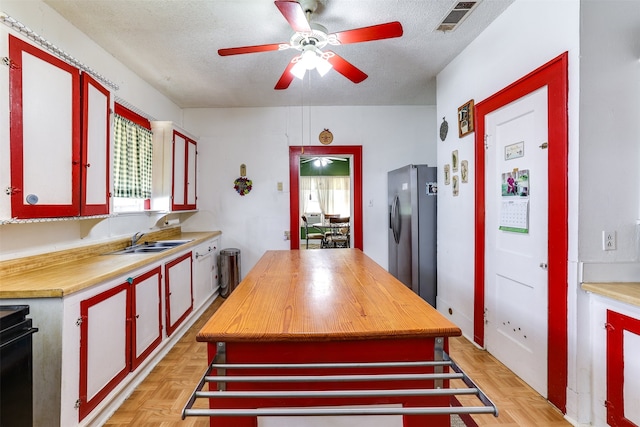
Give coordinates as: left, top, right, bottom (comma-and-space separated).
473, 52, 569, 411
289, 145, 363, 250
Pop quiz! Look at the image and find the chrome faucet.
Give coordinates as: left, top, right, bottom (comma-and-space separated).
131, 232, 146, 247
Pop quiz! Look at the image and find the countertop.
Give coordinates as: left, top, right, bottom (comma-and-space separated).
0, 230, 221, 299
197, 249, 462, 343
581, 282, 640, 308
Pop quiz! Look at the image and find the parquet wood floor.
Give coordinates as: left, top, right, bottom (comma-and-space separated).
104, 298, 572, 427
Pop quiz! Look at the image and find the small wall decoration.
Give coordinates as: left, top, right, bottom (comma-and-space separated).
452, 150, 459, 172
505, 141, 525, 160
444, 164, 451, 185
458, 99, 475, 137
452, 175, 459, 196
439, 117, 448, 141
461, 160, 469, 183
234, 163, 252, 196
319, 129, 334, 145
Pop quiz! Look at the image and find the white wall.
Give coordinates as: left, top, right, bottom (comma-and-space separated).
182, 105, 437, 276
579, 0, 640, 266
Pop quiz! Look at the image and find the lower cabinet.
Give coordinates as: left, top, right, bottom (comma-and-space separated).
606, 309, 640, 427
193, 237, 220, 305
590, 295, 640, 427
165, 252, 193, 336
78, 266, 162, 421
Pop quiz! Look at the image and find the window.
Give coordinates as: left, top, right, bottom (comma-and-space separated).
112, 104, 153, 213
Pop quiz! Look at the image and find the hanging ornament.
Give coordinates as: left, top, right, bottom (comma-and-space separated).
440, 117, 448, 141
234, 164, 252, 196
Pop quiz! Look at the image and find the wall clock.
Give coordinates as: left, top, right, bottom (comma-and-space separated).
319, 129, 333, 145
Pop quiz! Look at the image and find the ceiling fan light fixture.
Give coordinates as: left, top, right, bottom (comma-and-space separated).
315, 56, 333, 76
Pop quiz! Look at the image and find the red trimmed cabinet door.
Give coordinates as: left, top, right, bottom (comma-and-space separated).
8, 35, 110, 219
165, 252, 194, 336
171, 130, 197, 211
8, 34, 81, 218
80, 72, 110, 216
78, 267, 162, 421
607, 310, 640, 427
79, 283, 131, 421
130, 267, 163, 371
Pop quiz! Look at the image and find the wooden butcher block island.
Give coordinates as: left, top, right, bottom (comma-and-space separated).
183, 250, 497, 426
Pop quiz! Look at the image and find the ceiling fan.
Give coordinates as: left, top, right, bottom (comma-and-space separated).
218, 0, 403, 90
301, 156, 348, 166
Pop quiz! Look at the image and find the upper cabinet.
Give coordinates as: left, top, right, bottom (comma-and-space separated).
150, 121, 198, 212
6, 35, 110, 219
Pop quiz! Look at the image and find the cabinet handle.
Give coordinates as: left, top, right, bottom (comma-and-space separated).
84, 163, 91, 168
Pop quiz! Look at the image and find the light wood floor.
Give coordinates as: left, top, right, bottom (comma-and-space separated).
104, 298, 571, 427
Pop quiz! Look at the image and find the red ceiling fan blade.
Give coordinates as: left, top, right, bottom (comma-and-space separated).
331, 21, 403, 45
275, 59, 297, 90
275, 0, 312, 33
325, 51, 368, 84
218, 43, 284, 56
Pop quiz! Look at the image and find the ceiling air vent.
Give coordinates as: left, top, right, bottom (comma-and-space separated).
436, 1, 481, 32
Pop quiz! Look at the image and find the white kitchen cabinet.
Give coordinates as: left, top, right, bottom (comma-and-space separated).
78, 281, 129, 421
193, 237, 220, 307
589, 294, 640, 427
6, 35, 110, 219
78, 265, 163, 421
165, 251, 194, 336
150, 121, 198, 212
130, 266, 163, 370
80, 73, 111, 216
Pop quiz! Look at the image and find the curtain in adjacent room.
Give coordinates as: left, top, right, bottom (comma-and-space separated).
112, 114, 153, 198
300, 176, 350, 217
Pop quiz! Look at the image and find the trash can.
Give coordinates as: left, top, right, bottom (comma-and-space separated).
219, 248, 241, 298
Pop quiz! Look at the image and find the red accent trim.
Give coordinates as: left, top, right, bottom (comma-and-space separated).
79, 283, 131, 421
473, 52, 569, 411
165, 252, 193, 336
607, 310, 640, 427
289, 145, 363, 250
9, 35, 81, 218
80, 73, 111, 216
114, 103, 151, 130
130, 266, 163, 371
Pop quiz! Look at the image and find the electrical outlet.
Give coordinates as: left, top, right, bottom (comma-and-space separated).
602, 230, 616, 251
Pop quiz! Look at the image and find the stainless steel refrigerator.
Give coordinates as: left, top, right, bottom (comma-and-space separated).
388, 165, 437, 307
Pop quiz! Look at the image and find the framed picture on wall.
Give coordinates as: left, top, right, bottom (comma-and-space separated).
458, 99, 475, 137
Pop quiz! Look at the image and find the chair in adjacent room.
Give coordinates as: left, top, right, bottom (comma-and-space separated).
301, 215, 326, 249
325, 216, 350, 248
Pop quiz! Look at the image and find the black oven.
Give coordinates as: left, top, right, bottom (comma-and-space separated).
0, 305, 39, 427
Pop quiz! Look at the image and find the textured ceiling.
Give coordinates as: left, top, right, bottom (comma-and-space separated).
43, 0, 513, 108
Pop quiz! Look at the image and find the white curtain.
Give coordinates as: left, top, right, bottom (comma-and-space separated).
300, 176, 350, 217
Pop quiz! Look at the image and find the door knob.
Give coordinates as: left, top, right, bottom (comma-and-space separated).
539, 262, 548, 270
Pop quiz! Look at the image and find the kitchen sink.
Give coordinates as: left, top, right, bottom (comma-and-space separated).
104, 239, 194, 255
142, 239, 193, 247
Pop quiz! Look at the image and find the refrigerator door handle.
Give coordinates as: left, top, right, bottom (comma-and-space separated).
391, 195, 401, 244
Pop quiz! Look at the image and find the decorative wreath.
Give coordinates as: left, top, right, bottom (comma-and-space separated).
233, 176, 252, 196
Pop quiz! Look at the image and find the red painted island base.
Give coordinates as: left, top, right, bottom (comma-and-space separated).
205, 338, 451, 427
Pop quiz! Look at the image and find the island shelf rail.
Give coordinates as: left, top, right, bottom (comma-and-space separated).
182, 341, 498, 422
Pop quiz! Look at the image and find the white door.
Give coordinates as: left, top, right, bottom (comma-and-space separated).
484, 87, 549, 397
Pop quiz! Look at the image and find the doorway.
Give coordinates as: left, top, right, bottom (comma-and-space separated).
474, 52, 568, 411
289, 145, 363, 250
